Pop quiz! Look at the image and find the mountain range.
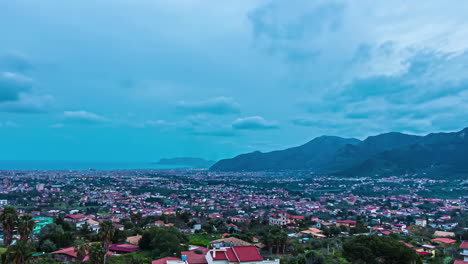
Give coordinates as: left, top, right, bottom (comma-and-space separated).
210, 127, 468, 177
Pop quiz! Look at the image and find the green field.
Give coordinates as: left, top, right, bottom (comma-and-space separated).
0, 247, 7, 255
188, 233, 221, 247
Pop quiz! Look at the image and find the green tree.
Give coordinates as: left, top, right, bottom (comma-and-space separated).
343, 235, 421, 264
40, 239, 58, 253
98, 220, 115, 264
88, 243, 106, 264
74, 239, 90, 264
4, 240, 35, 264
0, 206, 18, 247
139, 227, 188, 259
18, 214, 36, 241
131, 212, 142, 227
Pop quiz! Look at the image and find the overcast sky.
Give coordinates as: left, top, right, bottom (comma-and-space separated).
1, 0, 468, 162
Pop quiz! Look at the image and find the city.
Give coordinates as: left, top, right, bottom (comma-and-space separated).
1, 168, 467, 263
2, 1, 468, 263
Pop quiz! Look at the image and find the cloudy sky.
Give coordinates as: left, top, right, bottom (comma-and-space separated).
1, 0, 468, 162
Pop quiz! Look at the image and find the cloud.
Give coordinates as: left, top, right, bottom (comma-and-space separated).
176, 96, 240, 115
232, 116, 279, 130
0, 72, 33, 102
0, 93, 54, 113
0, 59, 55, 113
291, 118, 317, 127
0, 51, 33, 72
0, 121, 20, 128
63, 111, 109, 124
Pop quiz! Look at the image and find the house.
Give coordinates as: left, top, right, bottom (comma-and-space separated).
52, 246, 112, 262
298, 228, 326, 239
269, 211, 304, 227
210, 237, 252, 248
126, 234, 142, 245
415, 245, 436, 258
152, 257, 182, 264
336, 220, 356, 228
109, 244, 139, 254
152, 247, 209, 264
64, 214, 86, 224
226, 224, 239, 232
431, 238, 456, 247
454, 241, 468, 264
433, 231, 455, 238
415, 219, 427, 227
206, 246, 280, 264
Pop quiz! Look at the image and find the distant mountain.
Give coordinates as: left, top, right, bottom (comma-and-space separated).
324, 132, 422, 172
210, 136, 360, 171
344, 127, 468, 176
210, 127, 468, 176
154, 157, 215, 168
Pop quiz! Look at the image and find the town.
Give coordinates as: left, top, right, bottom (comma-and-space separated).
1, 168, 467, 264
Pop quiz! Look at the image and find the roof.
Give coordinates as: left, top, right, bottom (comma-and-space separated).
210, 246, 263, 262
52, 246, 112, 259
431, 238, 456, 244
210, 237, 252, 246
181, 250, 208, 264
453, 260, 468, 264
109, 244, 139, 253
126, 235, 142, 245
52, 247, 78, 258
65, 214, 85, 219
152, 257, 181, 264
460, 241, 468, 249
434, 231, 455, 237
399, 241, 414, 248
336, 220, 356, 224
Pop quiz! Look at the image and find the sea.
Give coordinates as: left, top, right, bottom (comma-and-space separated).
0, 160, 189, 171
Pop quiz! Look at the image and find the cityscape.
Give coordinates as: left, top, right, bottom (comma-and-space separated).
2, 1, 468, 264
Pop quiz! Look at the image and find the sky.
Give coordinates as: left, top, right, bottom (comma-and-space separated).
1, 0, 468, 162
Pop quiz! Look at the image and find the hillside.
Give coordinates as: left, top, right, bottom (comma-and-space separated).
210, 127, 468, 176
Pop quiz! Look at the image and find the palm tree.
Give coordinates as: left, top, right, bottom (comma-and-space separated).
0, 206, 18, 247
18, 214, 36, 241
88, 242, 105, 264
74, 239, 90, 263
98, 220, 115, 264
4, 239, 35, 264
130, 212, 142, 227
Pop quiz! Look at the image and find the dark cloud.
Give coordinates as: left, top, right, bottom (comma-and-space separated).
0, 72, 32, 102
232, 116, 279, 130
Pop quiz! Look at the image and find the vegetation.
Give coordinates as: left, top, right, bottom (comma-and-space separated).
343, 235, 421, 264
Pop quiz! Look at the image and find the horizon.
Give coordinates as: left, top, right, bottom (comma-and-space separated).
1, 125, 466, 166
2, 1, 468, 162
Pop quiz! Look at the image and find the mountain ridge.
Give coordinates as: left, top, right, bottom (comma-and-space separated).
210, 127, 468, 176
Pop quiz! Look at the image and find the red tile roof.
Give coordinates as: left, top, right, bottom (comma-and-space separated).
152, 257, 181, 264
211, 246, 264, 262
109, 244, 139, 253
52, 247, 78, 258
431, 238, 456, 244
65, 214, 86, 219
460, 241, 468, 249
182, 251, 208, 264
